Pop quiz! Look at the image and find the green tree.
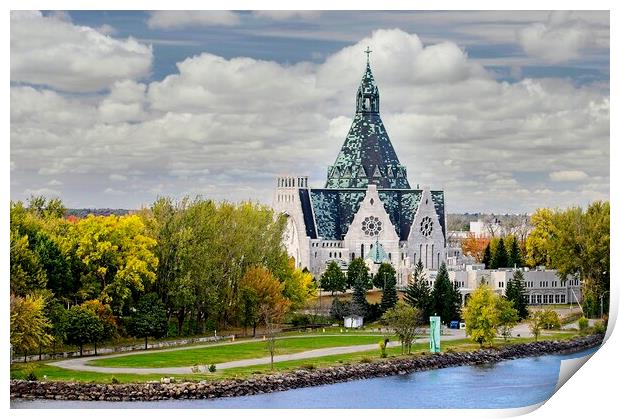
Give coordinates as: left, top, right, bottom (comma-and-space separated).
377, 263, 398, 312
404, 260, 433, 321
505, 270, 528, 320
496, 297, 519, 341
10, 294, 53, 361
462, 284, 498, 347
348, 258, 370, 317
10, 230, 47, 295
481, 243, 492, 268
507, 236, 523, 268
63, 305, 105, 356
320, 261, 347, 295
81, 299, 118, 354
238, 286, 259, 337
128, 293, 168, 350
380, 302, 422, 354
490, 238, 509, 269
330, 298, 351, 320
431, 263, 461, 323
525, 208, 555, 268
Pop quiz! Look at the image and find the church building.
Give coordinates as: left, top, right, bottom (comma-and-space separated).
274, 51, 447, 287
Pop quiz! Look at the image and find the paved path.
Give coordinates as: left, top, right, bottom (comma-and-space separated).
49, 332, 467, 375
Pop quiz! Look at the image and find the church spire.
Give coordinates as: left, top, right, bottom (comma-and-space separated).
356, 46, 379, 114
325, 49, 410, 190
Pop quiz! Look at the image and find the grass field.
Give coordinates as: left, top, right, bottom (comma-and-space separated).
10, 330, 579, 384
87, 335, 397, 368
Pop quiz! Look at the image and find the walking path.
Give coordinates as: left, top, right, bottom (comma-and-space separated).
49, 332, 467, 375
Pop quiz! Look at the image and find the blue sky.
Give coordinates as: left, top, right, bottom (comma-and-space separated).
10, 10, 610, 212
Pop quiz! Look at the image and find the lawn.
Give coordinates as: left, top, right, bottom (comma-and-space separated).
87, 334, 397, 368
10, 330, 579, 384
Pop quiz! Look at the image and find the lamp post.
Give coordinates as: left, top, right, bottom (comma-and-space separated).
600, 290, 610, 320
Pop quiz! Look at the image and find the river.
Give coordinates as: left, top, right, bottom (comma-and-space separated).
11, 346, 598, 409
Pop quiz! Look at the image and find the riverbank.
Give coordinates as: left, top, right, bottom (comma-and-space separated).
11, 334, 602, 402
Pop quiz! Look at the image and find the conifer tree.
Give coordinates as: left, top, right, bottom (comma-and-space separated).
431, 263, 461, 323
490, 238, 509, 268
505, 270, 528, 319
404, 260, 433, 321
508, 237, 523, 268
377, 263, 398, 312
348, 258, 370, 317
482, 243, 492, 268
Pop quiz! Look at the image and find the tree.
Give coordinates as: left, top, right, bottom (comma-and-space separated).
525, 208, 555, 268
239, 266, 290, 337
282, 258, 317, 310
81, 299, 118, 354
128, 293, 168, 350
404, 260, 433, 321
431, 263, 461, 323
505, 270, 528, 320
380, 302, 422, 354
10, 230, 47, 295
528, 311, 544, 341
10, 294, 53, 361
238, 285, 259, 337
507, 236, 523, 268
63, 305, 104, 356
496, 297, 519, 341
490, 238, 508, 269
348, 258, 370, 317
462, 284, 498, 347
330, 298, 351, 320
67, 214, 158, 313
320, 261, 347, 295
481, 243, 492, 268
377, 263, 398, 312
461, 234, 490, 263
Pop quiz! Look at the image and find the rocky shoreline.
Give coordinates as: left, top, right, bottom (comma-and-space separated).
11, 334, 603, 402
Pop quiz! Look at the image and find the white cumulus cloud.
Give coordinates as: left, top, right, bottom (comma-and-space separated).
517, 11, 596, 63
11, 11, 152, 92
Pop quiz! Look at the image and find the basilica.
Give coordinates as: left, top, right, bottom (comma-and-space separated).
274, 53, 446, 287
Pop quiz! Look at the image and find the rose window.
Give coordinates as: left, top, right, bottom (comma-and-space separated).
420, 216, 433, 237
362, 216, 382, 237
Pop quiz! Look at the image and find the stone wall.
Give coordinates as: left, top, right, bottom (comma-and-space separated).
11, 335, 602, 402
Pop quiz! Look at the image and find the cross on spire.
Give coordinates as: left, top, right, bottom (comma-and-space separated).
365, 46, 372, 64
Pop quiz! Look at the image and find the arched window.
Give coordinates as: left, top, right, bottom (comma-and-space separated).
361, 244, 365, 259
351, 252, 355, 260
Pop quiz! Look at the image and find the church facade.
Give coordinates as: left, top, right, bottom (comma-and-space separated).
273, 56, 446, 287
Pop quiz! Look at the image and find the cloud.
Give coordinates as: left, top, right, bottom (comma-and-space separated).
517, 11, 596, 63
10, 26, 609, 212
549, 170, 588, 182
10, 11, 152, 92
253, 11, 322, 21
147, 11, 240, 29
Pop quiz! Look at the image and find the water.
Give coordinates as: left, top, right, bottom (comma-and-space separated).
11, 346, 599, 409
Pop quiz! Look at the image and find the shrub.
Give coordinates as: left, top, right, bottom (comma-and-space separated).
540, 309, 561, 329
378, 339, 388, 358
24, 365, 37, 382
578, 316, 589, 331
593, 321, 607, 335
301, 363, 316, 370
111, 376, 120, 384
208, 364, 216, 373
360, 356, 373, 364
289, 313, 312, 327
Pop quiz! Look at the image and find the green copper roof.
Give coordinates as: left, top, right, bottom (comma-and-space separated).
325, 61, 410, 190
367, 239, 389, 264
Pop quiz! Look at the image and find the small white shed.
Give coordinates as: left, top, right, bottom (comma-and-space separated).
344, 315, 364, 328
